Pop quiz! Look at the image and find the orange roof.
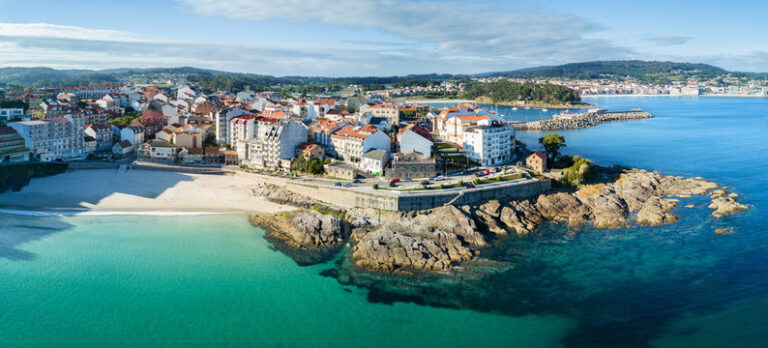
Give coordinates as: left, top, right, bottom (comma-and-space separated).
398, 124, 432, 140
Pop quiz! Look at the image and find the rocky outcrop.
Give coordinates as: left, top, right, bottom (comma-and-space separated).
574, 184, 628, 228
250, 210, 346, 265
709, 197, 749, 216
499, 201, 543, 235
636, 196, 678, 225
351, 225, 474, 273
536, 192, 591, 225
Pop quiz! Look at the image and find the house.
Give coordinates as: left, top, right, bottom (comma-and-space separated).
526, 151, 547, 173
295, 142, 325, 161
462, 121, 516, 167
120, 126, 145, 146
0, 104, 24, 122
84, 136, 97, 154
137, 140, 177, 161
204, 147, 225, 164
84, 123, 113, 151
329, 124, 390, 163
397, 124, 433, 158
360, 149, 389, 176
223, 150, 238, 165
324, 162, 359, 180
361, 103, 399, 124
180, 147, 204, 164
156, 128, 175, 143
174, 130, 203, 149
388, 151, 436, 179
9, 116, 85, 162
311, 117, 349, 156
0, 126, 31, 163
112, 140, 133, 158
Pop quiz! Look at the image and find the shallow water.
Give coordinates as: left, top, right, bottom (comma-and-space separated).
1, 97, 766, 347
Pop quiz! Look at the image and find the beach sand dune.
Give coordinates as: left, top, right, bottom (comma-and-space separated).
0, 169, 289, 214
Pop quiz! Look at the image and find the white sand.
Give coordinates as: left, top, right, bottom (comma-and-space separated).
0, 169, 290, 214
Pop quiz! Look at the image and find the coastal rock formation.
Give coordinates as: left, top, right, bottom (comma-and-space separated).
636, 196, 678, 225
499, 201, 543, 235
709, 197, 749, 216
351, 225, 473, 273
250, 210, 345, 265
574, 184, 628, 228
536, 192, 591, 225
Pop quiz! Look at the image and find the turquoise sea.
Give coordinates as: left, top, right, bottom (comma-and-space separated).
1, 97, 767, 347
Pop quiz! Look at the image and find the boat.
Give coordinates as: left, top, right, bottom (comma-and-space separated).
542, 108, 549, 112
512, 107, 518, 111
524, 106, 531, 110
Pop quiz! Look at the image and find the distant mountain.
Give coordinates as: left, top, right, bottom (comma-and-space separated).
485, 60, 733, 83
0, 61, 762, 90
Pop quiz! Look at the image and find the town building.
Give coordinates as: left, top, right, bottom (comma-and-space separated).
397, 124, 433, 158
215, 107, 252, 144
526, 151, 548, 173
0, 105, 24, 122
9, 116, 85, 161
84, 123, 113, 151
241, 120, 307, 170
360, 149, 389, 176
137, 140, 177, 161
112, 140, 133, 158
461, 121, 516, 167
295, 142, 325, 161
0, 127, 31, 163
361, 103, 399, 124
311, 118, 349, 157
329, 124, 390, 163
388, 151, 436, 179
120, 126, 145, 146
324, 162, 359, 180
443, 115, 491, 144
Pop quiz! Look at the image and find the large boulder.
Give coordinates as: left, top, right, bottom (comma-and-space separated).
351, 226, 473, 273
636, 196, 678, 226
575, 184, 628, 228
709, 197, 748, 216
251, 210, 346, 265
499, 200, 543, 235
535, 192, 591, 225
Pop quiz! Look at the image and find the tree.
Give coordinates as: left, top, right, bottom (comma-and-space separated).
538, 133, 566, 165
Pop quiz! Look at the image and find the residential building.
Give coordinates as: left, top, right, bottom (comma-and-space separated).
0, 127, 31, 163
360, 149, 389, 176
329, 124, 390, 163
137, 140, 177, 161
242, 120, 307, 170
84, 136, 97, 154
112, 140, 133, 158
311, 117, 349, 156
0, 106, 24, 122
388, 151, 436, 179
443, 115, 491, 144
174, 130, 203, 149
361, 103, 399, 124
324, 162, 359, 180
204, 147, 225, 164
462, 121, 516, 167
84, 123, 114, 151
295, 142, 325, 161
179, 147, 204, 164
526, 151, 547, 172
215, 107, 251, 144
397, 124, 433, 158
9, 116, 85, 161
120, 126, 145, 146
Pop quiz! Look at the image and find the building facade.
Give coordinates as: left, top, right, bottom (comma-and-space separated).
462, 121, 516, 167
9, 116, 85, 161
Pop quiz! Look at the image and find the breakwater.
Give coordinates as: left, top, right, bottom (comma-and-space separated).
509, 110, 654, 130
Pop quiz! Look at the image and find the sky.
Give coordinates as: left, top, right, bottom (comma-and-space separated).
0, 0, 767, 76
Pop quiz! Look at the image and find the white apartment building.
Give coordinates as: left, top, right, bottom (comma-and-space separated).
462, 121, 516, 167
215, 107, 251, 144
242, 120, 307, 170
120, 126, 145, 146
0, 107, 24, 122
360, 103, 399, 124
9, 116, 85, 162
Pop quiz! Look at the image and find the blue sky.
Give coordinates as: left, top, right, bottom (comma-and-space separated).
0, 0, 766, 76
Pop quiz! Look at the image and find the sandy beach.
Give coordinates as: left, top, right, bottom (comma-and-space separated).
0, 169, 290, 214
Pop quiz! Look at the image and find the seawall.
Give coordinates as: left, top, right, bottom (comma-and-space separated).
510, 110, 654, 130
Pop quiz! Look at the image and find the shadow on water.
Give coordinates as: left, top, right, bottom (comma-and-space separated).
325, 210, 768, 347
0, 168, 196, 261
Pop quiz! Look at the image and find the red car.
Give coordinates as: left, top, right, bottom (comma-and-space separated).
391, 177, 401, 183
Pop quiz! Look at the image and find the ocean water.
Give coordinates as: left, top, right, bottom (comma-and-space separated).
1, 97, 767, 347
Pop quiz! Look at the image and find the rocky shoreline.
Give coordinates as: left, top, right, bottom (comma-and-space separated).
248, 168, 748, 274
509, 110, 654, 130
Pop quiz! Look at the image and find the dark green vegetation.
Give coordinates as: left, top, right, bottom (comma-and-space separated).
0, 99, 28, 110
0, 162, 68, 193
107, 114, 140, 128
492, 60, 746, 84
290, 156, 327, 175
463, 80, 581, 105
538, 133, 567, 164
557, 156, 595, 187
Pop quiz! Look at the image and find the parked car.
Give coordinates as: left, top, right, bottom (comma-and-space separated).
334, 182, 342, 186
343, 183, 353, 187
403, 178, 412, 182
391, 177, 401, 182
420, 180, 430, 186
352, 179, 361, 183
435, 176, 445, 181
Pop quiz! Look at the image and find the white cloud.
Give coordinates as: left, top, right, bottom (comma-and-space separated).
0, 23, 141, 42
177, 0, 631, 62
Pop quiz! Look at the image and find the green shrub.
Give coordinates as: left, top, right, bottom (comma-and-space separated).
372, 183, 379, 190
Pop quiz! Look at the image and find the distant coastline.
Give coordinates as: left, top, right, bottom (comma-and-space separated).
583, 94, 768, 98
399, 98, 593, 109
